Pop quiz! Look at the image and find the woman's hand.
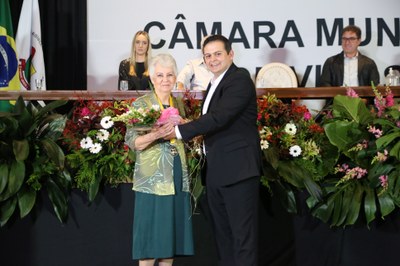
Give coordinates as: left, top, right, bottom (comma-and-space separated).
134, 124, 173, 151
152, 123, 175, 139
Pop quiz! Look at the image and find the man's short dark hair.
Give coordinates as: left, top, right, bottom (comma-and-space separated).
342, 25, 362, 39
202, 35, 232, 54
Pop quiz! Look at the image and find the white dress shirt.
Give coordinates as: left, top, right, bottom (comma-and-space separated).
175, 69, 228, 140
343, 52, 359, 86
176, 58, 213, 91
201, 70, 226, 114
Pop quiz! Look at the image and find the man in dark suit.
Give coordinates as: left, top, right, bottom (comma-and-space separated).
165, 34, 262, 266
319, 25, 380, 87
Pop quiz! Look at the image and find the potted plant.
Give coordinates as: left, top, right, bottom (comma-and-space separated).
257, 94, 338, 212
61, 100, 135, 202
310, 86, 400, 227
0, 97, 70, 226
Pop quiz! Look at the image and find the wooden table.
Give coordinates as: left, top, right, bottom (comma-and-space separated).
0, 86, 399, 100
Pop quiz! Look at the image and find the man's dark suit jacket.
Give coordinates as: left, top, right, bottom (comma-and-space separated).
319, 51, 380, 86
178, 63, 262, 187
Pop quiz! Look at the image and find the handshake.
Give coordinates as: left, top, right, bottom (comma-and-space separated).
152, 107, 188, 140
152, 119, 182, 140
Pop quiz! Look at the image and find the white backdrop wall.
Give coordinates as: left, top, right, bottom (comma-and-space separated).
87, 0, 400, 91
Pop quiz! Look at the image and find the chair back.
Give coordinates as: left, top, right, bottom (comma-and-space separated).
255, 62, 298, 88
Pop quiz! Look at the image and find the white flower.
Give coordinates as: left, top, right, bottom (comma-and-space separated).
284, 123, 297, 135
96, 129, 110, 142
260, 139, 269, 150
289, 145, 302, 157
89, 143, 102, 154
152, 105, 160, 111
80, 137, 93, 149
195, 147, 202, 156
100, 116, 114, 129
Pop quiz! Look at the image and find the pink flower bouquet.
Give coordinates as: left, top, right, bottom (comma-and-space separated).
156, 107, 182, 125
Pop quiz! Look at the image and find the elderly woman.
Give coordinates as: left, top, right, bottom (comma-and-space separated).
118, 30, 152, 90
125, 53, 194, 266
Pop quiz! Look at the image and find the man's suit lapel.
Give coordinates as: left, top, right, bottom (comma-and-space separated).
357, 52, 365, 78
203, 64, 237, 113
337, 53, 345, 86
201, 82, 212, 112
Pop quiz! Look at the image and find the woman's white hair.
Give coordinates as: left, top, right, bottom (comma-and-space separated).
149, 53, 178, 77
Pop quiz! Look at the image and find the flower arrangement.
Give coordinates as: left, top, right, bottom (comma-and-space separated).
112, 102, 184, 132
62, 100, 135, 201
257, 94, 338, 211
178, 90, 205, 208
4, 89, 399, 228
112, 104, 161, 129
309, 86, 400, 227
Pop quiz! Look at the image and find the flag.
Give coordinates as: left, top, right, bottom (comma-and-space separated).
0, 0, 20, 111
16, 0, 46, 91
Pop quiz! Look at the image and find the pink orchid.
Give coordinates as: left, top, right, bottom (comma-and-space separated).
348, 167, 368, 179
379, 175, 388, 189
368, 125, 383, 138
374, 98, 385, 117
346, 87, 359, 98
375, 149, 388, 162
157, 107, 181, 125
355, 140, 368, 150
336, 163, 349, 173
385, 92, 394, 107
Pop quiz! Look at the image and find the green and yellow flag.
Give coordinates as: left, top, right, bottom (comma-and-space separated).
0, 0, 20, 111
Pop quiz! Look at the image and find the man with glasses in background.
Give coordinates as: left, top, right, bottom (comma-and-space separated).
319, 25, 380, 87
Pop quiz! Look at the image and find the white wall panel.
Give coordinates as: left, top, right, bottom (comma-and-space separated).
87, 0, 400, 90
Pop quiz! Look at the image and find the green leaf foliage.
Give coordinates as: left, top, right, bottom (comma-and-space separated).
41, 138, 65, 169
278, 160, 323, 201
324, 121, 362, 152
378, 193, 395, 217
0, 160, 25, 201
0, 97, 70, 226
46, 178, 68, 223
12, 139, 29, 161
332, 95, 373, 125
17, 186, 37, 218
0, 197, 17, 227
0, 164, 8, 194
309, 180, 377, 227
88, 174, 103, 202
364, 188, 377, 225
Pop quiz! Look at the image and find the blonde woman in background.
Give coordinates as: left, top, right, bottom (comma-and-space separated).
118, 30, 152, 90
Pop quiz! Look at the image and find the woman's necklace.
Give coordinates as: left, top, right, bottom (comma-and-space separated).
155, 92, 173, 109
154, 93, 178, 156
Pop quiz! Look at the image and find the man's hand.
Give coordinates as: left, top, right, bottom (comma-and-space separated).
162, 121, 177, 140
151, 123, 173, 138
